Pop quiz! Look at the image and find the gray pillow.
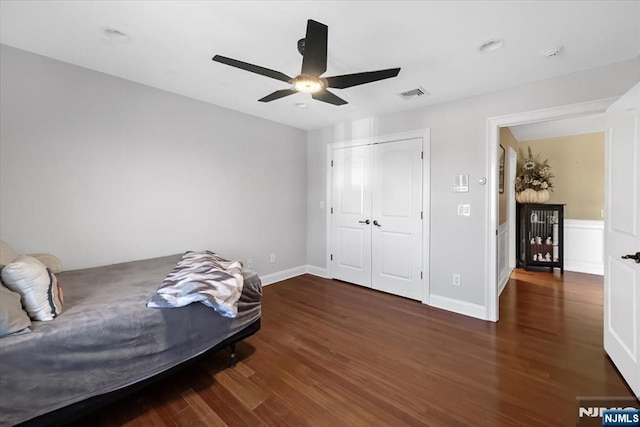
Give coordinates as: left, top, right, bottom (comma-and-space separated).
0, 282, 31, 337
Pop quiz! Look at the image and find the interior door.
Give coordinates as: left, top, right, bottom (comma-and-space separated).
331, 145, 372, 287
371, 139, 423, 300
604, 82, 640, 397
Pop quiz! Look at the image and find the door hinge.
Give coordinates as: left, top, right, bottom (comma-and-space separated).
331, 160, 334, 167
421, 151, 423, 159
331, 207, 333, 214
421, 271, 423, 279
421, 211, 423, 220
330, 254, 333, 261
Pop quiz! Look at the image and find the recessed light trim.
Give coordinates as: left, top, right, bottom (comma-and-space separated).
100, 27, 131, 43
478, 39, 505, 53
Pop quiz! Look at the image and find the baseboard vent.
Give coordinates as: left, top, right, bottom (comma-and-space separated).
399, 87, 429, 100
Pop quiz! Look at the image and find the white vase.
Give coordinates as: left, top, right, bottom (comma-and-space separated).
516, 188, 550, 204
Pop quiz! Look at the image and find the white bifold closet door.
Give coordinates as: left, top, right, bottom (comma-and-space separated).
331, 138, 423, 300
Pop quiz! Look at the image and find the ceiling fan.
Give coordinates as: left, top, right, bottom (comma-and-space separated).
212, 19, 401, 106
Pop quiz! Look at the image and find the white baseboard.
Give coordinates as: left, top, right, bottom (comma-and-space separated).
260, 265, 307, 286
564, 260, 604, 276
306, 265, 329, 278
259, 265, 331, 286
429, 294, 488, 321
260, 265, 329, 286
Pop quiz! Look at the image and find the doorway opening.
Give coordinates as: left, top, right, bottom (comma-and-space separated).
486, 97, 617, 321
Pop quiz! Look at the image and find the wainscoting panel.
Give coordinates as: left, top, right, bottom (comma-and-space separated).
564, 219, 604, 275
498, 222, 511, 295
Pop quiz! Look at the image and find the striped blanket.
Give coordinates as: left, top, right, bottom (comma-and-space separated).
147, 251, 244, 318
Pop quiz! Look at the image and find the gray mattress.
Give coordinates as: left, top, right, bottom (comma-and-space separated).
0, 254, 262, 426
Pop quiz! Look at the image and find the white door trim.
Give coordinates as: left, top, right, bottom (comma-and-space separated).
326, 129, 431, 304
507, 146, 517, 273
486, 97, 617, 321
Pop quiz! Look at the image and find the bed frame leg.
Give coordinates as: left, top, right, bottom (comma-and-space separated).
229, 342, 237, 368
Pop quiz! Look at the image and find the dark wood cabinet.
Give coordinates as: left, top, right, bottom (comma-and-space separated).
516, 203, 564, 273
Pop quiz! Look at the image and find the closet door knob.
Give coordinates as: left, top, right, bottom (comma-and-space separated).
373, 220, 381, 227
358, 219, 370, 225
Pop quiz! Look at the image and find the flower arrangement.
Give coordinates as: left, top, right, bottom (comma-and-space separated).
515, 146, 554, 193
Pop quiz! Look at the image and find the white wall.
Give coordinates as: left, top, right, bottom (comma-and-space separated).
306, 126, 333, 275
307, 57, 640, 317
0, 45, 308, 274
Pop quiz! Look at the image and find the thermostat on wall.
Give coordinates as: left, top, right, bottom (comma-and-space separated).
453, 174, 469, 192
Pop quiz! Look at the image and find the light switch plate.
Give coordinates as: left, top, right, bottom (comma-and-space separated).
457, 204, 471, 216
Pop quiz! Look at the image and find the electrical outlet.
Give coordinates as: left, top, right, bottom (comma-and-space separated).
270, 253, 276, 264
247, 258, 253, 269
452, 273, 462, 287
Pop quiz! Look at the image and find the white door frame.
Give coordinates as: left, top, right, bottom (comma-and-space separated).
326, 129, 431, 304
507, 146, 517, 273
486, 97, 618, 321
498, 145, 518, 297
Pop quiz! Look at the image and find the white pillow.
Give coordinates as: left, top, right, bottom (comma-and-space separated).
0, 240, 18, 266
1, 255, 63, 321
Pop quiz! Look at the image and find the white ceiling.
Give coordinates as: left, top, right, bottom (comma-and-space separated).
1, 1, 639, 130
509, 114, 607, 142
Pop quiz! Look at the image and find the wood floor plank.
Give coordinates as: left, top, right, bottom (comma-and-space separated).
251, 395, 310, 427
72, 270, 637, 426
195, 380, 266, 427
179, 388, 228, 427
233, 361, 255, 378
210, 365, 271, 410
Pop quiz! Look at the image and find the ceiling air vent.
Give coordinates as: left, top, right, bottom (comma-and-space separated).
399, 87, 429, 100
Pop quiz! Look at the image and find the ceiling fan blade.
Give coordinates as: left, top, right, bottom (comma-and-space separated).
258, 89, 298, 103
212, 55, 291, 83
300, 20, 328, 76
312, 89, 347, 106
325, 68, 401, 89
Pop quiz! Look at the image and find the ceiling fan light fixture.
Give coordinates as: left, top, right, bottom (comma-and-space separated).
212, 19, 400, 106
292, 75, 325, 94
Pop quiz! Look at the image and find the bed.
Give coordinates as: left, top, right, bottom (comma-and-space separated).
0, 253, 262, 426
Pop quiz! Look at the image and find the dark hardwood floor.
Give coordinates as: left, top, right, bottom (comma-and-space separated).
73, 270, 636, 426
